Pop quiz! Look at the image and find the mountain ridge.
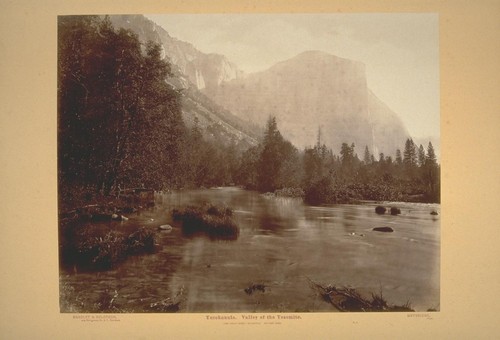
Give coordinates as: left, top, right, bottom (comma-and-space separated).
108, 15, 259, 149
205, 49, 410, 155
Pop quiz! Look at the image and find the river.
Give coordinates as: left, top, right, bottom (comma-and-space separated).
60, 187, 440, 313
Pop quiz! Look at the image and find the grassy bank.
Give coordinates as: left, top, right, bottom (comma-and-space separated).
60, 224, 157, 271
172, 203, 239, 240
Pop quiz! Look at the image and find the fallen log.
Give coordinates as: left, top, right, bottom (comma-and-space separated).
308, 278, 414, 312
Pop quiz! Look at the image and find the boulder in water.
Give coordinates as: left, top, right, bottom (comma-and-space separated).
375, 206, 386, 214
373, 226, 394, 233
430, 211, 438, 215
112, 214, 128, 221
158, 224, 173, 231
390, 207, 401, 215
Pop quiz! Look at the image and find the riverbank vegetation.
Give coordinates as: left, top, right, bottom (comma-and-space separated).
172, 203, 239, 239
60, 224, 156, 271
235, 117, 440, 204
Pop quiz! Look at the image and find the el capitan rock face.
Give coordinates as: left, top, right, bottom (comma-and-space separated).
110, 16, 410, 155
205, 51, 410, 155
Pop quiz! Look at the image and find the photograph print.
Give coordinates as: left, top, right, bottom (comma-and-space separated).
58, 13, 440, 313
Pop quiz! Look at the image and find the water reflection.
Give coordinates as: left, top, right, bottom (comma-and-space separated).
60, 187, 440, 313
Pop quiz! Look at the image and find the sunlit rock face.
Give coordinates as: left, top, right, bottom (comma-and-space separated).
109, 15, 258, 149
109, 15, 244, 92
205, 50, 410, 155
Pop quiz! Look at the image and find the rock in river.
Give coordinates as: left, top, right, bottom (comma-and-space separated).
112, 214, 129, 221
373, 227, 394, 233
158, 224, 173, 231
375, 206, 386, 214
390, 207, 401, 215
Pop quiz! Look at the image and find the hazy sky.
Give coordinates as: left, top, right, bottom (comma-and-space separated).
146, 14, 439, 139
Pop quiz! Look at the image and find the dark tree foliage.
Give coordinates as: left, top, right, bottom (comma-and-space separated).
298, 137, 440, 204
340, 143, 355, 169
58, 16, 185, 195
417, 144, 426, 167
363, 145, 371, 165
257, 117, 301, 192
234, 145, 261, 189
303, 143, 334, 188
423, 142, 440, 201
403, 138, 417, 168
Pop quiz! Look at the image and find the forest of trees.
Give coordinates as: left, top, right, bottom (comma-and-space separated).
58, 16, 240, 204
58, 16, 440, 210
233, 118, 440, 203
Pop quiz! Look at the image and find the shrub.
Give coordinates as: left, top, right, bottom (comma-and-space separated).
305, 178, 363, 205
172, 203, 239, 239
61, 225, 157, 270
73, 228, 128, 270
274, 187, 305, 198
126, 227, 156, 254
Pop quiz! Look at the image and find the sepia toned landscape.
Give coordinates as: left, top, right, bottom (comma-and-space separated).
58, 14, 440, 313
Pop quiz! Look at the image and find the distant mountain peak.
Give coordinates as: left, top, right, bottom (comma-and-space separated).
295, 50, 349, 59
285, 50, 363, 66
206, 51, 409, 155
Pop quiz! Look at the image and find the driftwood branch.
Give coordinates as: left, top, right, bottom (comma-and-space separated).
307, 278, 414, 312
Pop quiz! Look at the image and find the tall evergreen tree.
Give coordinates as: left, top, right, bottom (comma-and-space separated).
426, 142, 437, 166
303, 140, 334, 188
424, 142, 439, 201
235, 145, 261, 189
340, 143, 354, 168
363, 145, 371, 165
258, 117, 285, 192
417, 144, 426, 167
403, 138, 417, 166
403, 138, 418, 179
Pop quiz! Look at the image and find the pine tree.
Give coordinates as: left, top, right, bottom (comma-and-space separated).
340, 143, 355, 168
418, 144, 426, 167
258, 116, 285, 192
424, 142, 439, 201
426, 142, 437, 166
403, 138, 418, 179
363, 145, 371, 165
403, 138, 417, 166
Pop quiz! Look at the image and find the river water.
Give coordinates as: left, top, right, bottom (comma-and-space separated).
60, 187, 440, 313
